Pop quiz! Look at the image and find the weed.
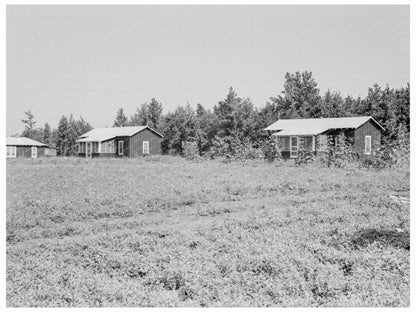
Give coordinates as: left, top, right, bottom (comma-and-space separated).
6, 157, 409, 307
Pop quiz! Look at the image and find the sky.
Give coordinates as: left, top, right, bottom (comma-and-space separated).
6, 5, 410, 135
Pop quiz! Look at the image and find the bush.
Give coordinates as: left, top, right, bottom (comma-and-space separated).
182, 141, 201, 161
295, 149, 314, 166
207, 136, 265, 162
361, 127, 409, 170
319, 133, 358, 168
260, 137, 282, 162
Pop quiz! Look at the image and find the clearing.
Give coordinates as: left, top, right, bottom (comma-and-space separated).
6, 157, 410, 307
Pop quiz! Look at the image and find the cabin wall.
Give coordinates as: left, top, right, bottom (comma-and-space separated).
114, 137, 129, 157
79, 142, 86, 153
12, 146, 50, 158
276, 135, 314, 159
354, 120, 381, 154
129, 128, 162, 158
98, 153, 116, 158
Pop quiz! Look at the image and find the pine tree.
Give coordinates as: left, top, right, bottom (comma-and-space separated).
21, 110, 37, 139
113, 108, 128, 127
67, 114, 79, 155
43, 122, 51, 145
56, 115, 69, 156
130, 103, 149, 126
147, 98, 163, 130
214, 87, 242, 138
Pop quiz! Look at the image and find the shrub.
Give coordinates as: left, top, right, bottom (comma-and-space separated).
207, 136, 265, 162
361, 128, 409, 170
295, 149, 314, 166
319, 133, 358, 168
182, 141, 201, 161
260, 137, 282, 162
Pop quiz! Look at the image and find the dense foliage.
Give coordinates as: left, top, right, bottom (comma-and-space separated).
16, 71, 409, 160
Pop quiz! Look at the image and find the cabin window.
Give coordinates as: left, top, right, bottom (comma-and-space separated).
277, 137, 290, 151
6, 146, 16, 158
92, 142, 98, 153
102, 140, 115, 153
31, 146, 37, 158
303, 136, 313, 151
78, 143, 81, 153
318, 134, 328, 151
365, 136, 371, 155
143, 141, 149, 154
118, 141, 124, 156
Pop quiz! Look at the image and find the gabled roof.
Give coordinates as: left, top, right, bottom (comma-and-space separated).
6, 137, 48, 147
265, 116, 384, 136
76, 126, 163, 143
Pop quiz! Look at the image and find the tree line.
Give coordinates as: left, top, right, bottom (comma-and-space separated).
16, 71, 410, 157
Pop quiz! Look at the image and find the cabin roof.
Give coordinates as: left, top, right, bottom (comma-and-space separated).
76, 126, 163, 143
265, 116, 384, 136
6, 137, 48, 147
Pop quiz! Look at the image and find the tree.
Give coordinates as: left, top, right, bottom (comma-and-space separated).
76, 116, 93, 136
43, 122, 51, 145
213, 88, 260, 144
268, 71, 321, 119
258, 101, 280, 129
214, 87, 241, 138
194, 103, 218, 155
320, 90, 345, 117
233, 97, 259, 141
129, 98, 163, 129
56, 115, 70, 156
161, 103, 197, 154
393, 84, 410, 133
67, 114, 80, 155
130, 103, 149, 126
21, 110, 37, 139
113, 108, 128, 127
147, 98, 163, 130
342, 95, 355, 117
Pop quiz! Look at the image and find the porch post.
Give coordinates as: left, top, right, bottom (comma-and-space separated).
312, 135, 316, 152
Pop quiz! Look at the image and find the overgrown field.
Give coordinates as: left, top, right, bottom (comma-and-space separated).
6, 157, 410, 307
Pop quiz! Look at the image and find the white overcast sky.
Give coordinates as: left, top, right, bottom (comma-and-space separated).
6, 5, 409, 135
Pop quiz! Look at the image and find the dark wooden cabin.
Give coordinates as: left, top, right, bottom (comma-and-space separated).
264, 116, 384, 159
6, 137, 57, 158
76, 126, 163, 158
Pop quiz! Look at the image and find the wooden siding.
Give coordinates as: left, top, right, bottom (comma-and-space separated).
128, 128, 162, 158
354, 120, 382, 154
98, 153, 116, 158
78, 142, 86, 153
113, 137, 129, 157
10, 146, 53, 158
77, 128, 163, 158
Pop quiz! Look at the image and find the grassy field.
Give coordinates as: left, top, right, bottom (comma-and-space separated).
6, 156, 410, 307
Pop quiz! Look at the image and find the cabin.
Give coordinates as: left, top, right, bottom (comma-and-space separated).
6, 137, 57, 158
76, 126, 163, 158
264, 116, 384, 159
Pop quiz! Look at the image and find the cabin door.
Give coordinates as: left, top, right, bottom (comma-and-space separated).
86, 142, 92, 158
290, 136, 298, 158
